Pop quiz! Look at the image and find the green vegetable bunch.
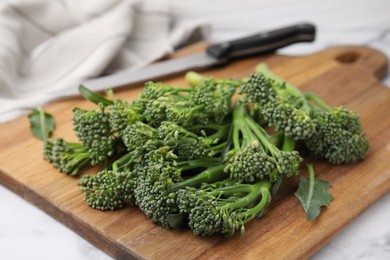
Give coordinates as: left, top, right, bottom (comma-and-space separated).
29, 64, 369, 237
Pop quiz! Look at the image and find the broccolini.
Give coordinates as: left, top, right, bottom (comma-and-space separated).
32, 63, 370, 238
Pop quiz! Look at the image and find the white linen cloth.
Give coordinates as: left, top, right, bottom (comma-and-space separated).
0, 0, 203, 123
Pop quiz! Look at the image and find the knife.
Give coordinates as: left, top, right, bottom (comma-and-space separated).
59, 23, 315, 97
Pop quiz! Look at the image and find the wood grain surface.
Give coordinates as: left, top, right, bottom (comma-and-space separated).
0, 45, 389, 260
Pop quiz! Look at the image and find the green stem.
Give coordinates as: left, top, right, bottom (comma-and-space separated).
185, 71, 242, 87
256, 64, 300, 97
232, 121, 241, 150
216, 79, 242, 87
112, 152, 134, 172
79, 85, 113, 106
282, 135, 296, 152
187, 123, 229, 133
233, 103, 258, 149
220, 181, 268, 213
69, 156, 91, 176
208, 142, 228, 155
175, 158, 221, 170
219, 185, 256, 210
221, 123, 234, 160
208, 124, 231, 140
237, 181, 271, 224
183, 104, 206, 125
245, 115, 279, 155
305, 164, 315, 209
173, 87, 194, 93
304, 93, 332, 111
267, 132, 284, 147
217, 183, 253, 195
170, 164, 227, 191
37, 107, 47, 141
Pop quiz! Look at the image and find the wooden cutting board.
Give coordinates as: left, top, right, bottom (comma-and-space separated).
0, 45, 389, 260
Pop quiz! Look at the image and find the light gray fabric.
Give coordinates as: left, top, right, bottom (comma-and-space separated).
0, 0, 204, 122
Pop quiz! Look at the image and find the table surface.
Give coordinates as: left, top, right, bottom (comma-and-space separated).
1, 0, 390, 259
2, 184, 390, 260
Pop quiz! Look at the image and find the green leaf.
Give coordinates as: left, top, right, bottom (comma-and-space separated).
28, 107, 56, 141
79, 85, 113, 106
295, 164, 333, 220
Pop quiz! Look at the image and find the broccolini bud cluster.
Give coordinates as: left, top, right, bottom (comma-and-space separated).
108, 99, 143, 134
158, 121, 227, 160
78, 170, 135, 210
225, 141, 276, 182
139, 80, 236, 127
191, 79, 236, 123
225, 103, 302, 183
44, 138, 90, 176
241, 72, 316, 140
262, 101, 315, 139
72, 105, 116, 165
305, 106, 369, 164
122, 121, 161, 154
133, 160, 226, 228
178, 180, 272, 236
133, 164, 181, 228
240, 73, 275, 106
250, 64, 369, 165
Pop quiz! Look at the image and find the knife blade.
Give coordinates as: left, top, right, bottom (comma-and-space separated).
59, 23, 315, 97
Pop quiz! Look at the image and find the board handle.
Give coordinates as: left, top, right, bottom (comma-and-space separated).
331, 46, 388, 80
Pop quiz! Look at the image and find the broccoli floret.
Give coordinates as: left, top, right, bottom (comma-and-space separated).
304, 93, 369, 164
78, 148, 146, 212
72, 105, 117, 165
165, 101, 210, 126
186, 72, 239, 124
225, 103, 302, 182
108, 99, 144, 134
142, 96, 171, 127
134, 159, 227, 228
262, 100, 314, 139
177, 179, 271, 236
158, 121, 229, 160
79, 84, 144, 137
78, 169, 135, 210
122, 121, 161, 154
140, 82, 192, 102
139, 82, 193, 126
240, 72, 275, 106
241, 65, 316, 140
139, 80, 236, 127
189, 77, 237, 123
225, 140, 277, 182
251, 65, 369, 164
120, 120, 229, 162
43, 138, 91, 176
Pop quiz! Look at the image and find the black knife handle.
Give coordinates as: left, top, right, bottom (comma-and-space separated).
206, 23, 316, 61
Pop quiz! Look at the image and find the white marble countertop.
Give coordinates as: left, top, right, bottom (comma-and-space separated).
1, 0, 390, 259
